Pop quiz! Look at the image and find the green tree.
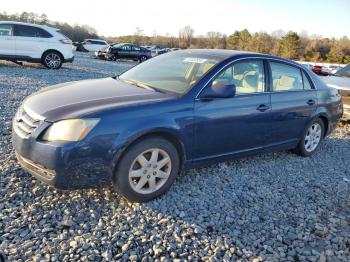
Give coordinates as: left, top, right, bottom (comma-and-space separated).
279, 31, 301, 59
248, 32, 275, 54
227, 29, 251, 50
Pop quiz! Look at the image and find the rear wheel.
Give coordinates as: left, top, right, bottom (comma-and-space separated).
113, 137, 180, 202
139, 55, 147, 63
42, 51, 63, 69
293, 118, 324, 157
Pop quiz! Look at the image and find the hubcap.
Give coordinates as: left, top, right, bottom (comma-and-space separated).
45, 53, 61, 68
129, 148, 172, 194
304, 123, 322, 152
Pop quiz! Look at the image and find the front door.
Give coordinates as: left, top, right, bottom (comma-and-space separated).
193, 59, 271, 160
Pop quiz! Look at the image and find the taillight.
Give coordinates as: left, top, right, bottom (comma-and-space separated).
59, 39, 72, 44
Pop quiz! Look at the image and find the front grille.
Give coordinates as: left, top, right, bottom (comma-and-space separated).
13, 106, 41, 139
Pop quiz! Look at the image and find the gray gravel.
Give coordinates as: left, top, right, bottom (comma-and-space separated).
1, 52, 350, 261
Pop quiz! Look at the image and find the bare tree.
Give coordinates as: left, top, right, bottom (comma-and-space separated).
179, 26, 195, 48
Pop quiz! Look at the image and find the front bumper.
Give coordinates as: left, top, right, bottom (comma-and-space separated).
12, 128, 113, 190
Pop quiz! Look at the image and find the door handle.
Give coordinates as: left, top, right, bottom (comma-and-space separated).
256, 104, 270, 112
307, 99, 315, 106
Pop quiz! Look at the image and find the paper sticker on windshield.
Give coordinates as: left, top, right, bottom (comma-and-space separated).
184, 57, 207, 63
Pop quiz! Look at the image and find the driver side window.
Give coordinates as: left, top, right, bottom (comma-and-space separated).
214, 60, 265, 94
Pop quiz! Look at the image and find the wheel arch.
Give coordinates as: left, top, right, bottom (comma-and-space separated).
111, 129, 187, 178
41, 49, 64, 62
310, 111, 330, 137
317, 114, 329, 137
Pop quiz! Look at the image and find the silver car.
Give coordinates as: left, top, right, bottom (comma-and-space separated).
322, 64, 350, 119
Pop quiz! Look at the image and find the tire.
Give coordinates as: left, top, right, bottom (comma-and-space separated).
293, 118, 325, 157
42, 51, 63, 69
139, 55, 147, 63
113, 137, 180, 202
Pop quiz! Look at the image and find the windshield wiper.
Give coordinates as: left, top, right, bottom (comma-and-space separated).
120, 79, 167, 93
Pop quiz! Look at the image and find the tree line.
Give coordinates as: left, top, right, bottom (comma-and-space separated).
1, 12, 349, 64
110, 26, 350, 64
0, 12, 98, 42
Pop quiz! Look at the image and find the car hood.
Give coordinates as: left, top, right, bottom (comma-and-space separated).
322, 76, 350, 90
23, 78, 175, 122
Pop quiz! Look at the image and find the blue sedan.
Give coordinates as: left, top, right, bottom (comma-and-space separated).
12, 50, 343, 202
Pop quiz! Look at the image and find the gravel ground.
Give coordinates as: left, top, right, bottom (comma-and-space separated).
0, 52, 349, 261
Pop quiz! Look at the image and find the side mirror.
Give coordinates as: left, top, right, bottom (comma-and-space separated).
200, 81, 236, 99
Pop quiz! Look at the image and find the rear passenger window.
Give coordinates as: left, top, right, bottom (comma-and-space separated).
0, 24, 13, 36
214, 60, 265, 94
302, 71, 313, 89
270, 62, 303, 91
14, 25, 52, 38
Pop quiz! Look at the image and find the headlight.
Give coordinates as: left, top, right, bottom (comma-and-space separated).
42, 119, 100, 142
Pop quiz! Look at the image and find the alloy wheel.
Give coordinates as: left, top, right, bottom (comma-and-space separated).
45, 53, 61, 69
128, 148, 172, 194
304, 123, 322, 152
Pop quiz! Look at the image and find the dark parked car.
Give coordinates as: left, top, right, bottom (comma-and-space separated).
322, 64, 350, 119
107, 43, 151, 62
13, 50, 342, 202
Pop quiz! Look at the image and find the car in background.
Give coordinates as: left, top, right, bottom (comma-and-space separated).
76, 39, 109, 52
148, 45, 168, 56
94, 43, 118, 59
322, 64, 350, 119
0, 21, 74, 69
106, 43, 152, 62
13, 50, 342, 202
321, 65, 342, 76
312, 65, 323, 75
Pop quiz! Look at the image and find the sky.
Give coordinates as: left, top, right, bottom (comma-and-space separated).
2, 0, 350, 38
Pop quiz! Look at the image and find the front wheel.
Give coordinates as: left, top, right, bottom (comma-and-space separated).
113, 137, 180, 202
293, 118, 324, 157
42, 51, 63, 69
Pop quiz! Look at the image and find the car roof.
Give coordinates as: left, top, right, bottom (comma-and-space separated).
175, 49, 301, 66
0, 21, 58, 31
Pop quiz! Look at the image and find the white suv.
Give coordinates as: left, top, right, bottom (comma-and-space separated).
76, 39, 109, 52
0, 21, 74, 69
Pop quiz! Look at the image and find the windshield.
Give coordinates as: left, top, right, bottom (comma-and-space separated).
335, 64, 350, 77
119, 52, 222, 94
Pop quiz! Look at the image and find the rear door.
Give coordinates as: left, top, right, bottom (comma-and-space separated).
14, 24, 52, 59
267, 61, 317, 147
130, 45, 141, 60
0, 23, 15, 56
118, 44, 132, 59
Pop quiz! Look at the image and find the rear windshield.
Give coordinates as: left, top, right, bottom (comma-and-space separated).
56, 31, 71, 40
